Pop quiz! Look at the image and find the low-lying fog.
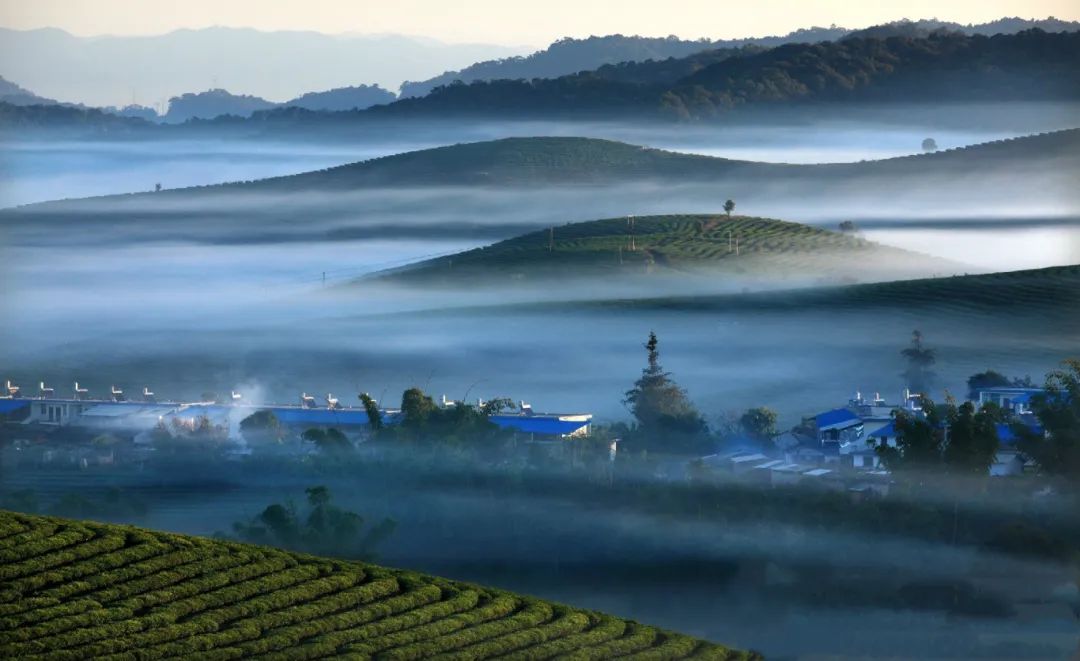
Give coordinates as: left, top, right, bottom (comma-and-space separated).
3, 448, 1078, 660
4, 101, 1078, 207
2, 233, 1076, 427
1, 105, 1079, 660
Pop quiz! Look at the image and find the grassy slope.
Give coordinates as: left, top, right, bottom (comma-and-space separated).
580, 263, 1080, 314
235, 128, 1080, 190
0, 510, 754, 660
6, 128, 1077, 212
371, 214, 949, 284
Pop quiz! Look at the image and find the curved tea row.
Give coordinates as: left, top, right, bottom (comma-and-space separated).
0, 511, 756, 660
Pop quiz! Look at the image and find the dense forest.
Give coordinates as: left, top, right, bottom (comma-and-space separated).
398, 17, 1080, 98
374, 30, 1080, 120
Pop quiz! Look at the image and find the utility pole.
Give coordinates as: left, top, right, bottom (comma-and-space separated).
728, 231, 732, 253
735, 236, 740, 256
548, 227, 554, 252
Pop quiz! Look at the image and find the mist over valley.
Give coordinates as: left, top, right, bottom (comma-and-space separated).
1, 10, 1079, 661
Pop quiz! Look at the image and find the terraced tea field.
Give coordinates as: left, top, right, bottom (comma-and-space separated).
374, 214, 948, 284
0, 510, 753, 660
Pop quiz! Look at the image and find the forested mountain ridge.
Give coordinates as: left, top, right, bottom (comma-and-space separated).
373, 30, 1080, 120
397, 32, 837, 97
398, 17, 1080, 98
163, 85, 399, 122
0, 75, 57, 106
284, 84, 398, 112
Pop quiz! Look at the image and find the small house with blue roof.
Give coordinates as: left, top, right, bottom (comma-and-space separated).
489, 402, 592, 440
975, 386, 1043, 415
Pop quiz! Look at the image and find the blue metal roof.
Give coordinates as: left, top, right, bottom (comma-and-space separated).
489, 415, 590, 436
815, 408, 861, 429
975, 387, 1044, 395
996, 422, 1042, 446
265, 407, 371, 426
0, 399, 31, 414
868, 422, 896, 438
166, 405, 233, 419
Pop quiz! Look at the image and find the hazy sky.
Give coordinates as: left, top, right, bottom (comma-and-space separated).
1, 0, 1077, 45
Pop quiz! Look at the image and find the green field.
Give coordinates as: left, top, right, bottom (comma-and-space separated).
371, 214, 947, 285
0, 511, 753, 660
225, 129, 1080, 190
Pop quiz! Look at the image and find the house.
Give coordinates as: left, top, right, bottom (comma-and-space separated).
0, 398, 31, 423
853, 421, 897, 470
21, 398, 92, 426
79, 403, 181, 432
812, 408, 864, 455
974, 386, 1044, 415
489, 403, 592, 440
848, 391, 894, 422
990, 422, 1039, 477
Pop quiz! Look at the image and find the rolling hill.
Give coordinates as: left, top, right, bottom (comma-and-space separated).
3, 130, 1076, 247
0, 510, 753, 659
367, 215, 952, 286
576, 264, 1080, 318
130, 128, 1073, 194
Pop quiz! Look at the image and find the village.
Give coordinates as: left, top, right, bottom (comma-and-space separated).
0, 374, 1047, 491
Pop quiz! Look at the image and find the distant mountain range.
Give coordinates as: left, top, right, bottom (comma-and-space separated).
0, 75, 54, 105
0, 27, 527, 107
161, 85, 399, 122
7, 27, 1076, 134
399, 17, 1080, 98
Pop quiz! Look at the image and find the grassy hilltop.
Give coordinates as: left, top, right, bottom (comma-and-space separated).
5, 129, 1077, 213
0, 510, 753, 660
221, 128, 1080, 191
370, 214, 950, 285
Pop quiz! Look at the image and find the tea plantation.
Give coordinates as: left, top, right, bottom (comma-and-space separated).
372, 214, 946, 284
0, 510, 755, 660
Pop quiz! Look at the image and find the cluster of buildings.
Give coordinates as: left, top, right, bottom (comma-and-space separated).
708, 384, 1046, 489
0, 380, 593, 445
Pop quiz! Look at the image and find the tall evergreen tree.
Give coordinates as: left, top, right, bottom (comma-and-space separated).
623, 332, 707, 452
901, 330, 937, 394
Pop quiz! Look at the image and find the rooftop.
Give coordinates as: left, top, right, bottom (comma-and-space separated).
815, 408, 861, 429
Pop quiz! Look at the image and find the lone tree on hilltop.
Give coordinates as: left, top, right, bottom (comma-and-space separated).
723, 199, 736, 217
901, 330, 937, 394
623, 331, 707, 453
922, 137, 938, 152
